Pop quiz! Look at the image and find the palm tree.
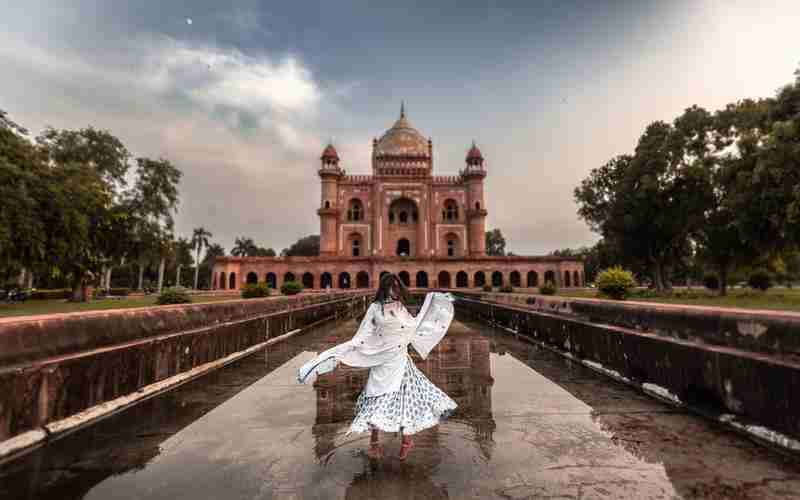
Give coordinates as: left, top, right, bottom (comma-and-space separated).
174, 237, 193, 287
203, 243, 225, 288
191, 227, 213, 289
231, 236, 257, 257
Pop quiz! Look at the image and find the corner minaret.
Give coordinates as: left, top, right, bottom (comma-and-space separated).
463, 141, 488, 256
318, 143, 343, 257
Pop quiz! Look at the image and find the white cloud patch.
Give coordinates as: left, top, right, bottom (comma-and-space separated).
0, 30, 352, 251
142, 40, 320, 115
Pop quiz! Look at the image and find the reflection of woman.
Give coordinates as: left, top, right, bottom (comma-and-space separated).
299, 273, 457, 460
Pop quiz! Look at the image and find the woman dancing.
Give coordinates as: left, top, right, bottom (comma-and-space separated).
298, 273, 457, 460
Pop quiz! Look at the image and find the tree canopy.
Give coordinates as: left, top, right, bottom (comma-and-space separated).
574, 67, 800, 294
0, 112, 184, 299
281, 235, 320, 257
485, 229, 506, 256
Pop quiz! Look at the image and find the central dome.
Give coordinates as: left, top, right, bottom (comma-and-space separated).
374, 105, 429, 158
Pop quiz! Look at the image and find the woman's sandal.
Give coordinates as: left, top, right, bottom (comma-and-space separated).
398, 439, 414, 461
367, 442, 384, 459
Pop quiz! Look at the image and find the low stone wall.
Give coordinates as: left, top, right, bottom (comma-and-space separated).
464, 292, 800, 361
0, 292, 371, 443
456, 294, 800, 448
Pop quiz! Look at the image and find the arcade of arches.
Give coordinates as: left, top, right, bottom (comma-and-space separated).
213, 106, 583, 291
213, 259, 583, 291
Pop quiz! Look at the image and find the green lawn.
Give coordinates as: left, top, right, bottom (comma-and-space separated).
0, 294, 243, 318
554, 287, 800, 313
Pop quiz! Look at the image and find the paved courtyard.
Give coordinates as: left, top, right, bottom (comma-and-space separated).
2, 317, 800, 499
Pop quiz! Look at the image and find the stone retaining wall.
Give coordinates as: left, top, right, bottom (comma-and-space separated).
0, 292, 371, 442
464, 292, 800, 361
456, 295, 800, 446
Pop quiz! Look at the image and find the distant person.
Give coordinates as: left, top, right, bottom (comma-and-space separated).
298, 273, 456, 460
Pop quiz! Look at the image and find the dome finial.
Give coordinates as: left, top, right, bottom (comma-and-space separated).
400, 100, 405, 118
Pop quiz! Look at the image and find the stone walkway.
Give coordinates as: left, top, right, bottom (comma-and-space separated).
2, 318, 799, 499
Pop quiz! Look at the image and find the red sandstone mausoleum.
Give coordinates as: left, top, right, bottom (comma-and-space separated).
213, 106, 583, 291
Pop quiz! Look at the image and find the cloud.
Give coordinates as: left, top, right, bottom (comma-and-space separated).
0, 29, 342, 251
142, 40, 320, 115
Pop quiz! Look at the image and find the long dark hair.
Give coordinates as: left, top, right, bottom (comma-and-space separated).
373, 273, 408, 313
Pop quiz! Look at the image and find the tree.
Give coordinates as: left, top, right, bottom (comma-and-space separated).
201, 242, 225, 289
254, 246, 277, 257
35, 127, 133, 301
126, 157, 182, 294
191, 227, 213, 289
0, 110, 46, 284
281, 235, 320, 257
232, 236, 258, 257
485, 229, 506, 256
203, 243, 226, 263
575, 119, 709, 292
684, 102, 766, 295
172, 237, 193, 287
551, 240, 629, 283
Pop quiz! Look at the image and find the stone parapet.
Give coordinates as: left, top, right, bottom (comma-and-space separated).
461, 291, 800, 360
455, 293, 800, 449
0, 292, 368, 366
0, 292, 371, 445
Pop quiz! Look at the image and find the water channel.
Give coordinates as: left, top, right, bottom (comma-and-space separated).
2, 315, 800, 499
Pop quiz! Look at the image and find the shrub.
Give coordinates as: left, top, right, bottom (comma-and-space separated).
109, 287, 130, 296
156, 286, 193, 305
539, 281, 557, 295
748, 269, 772, 291
29, 289, 71, 300
703, 273, 720, 291
499, 284, 513, 293
280, 280, 304, 296
241, 283, 270, 299
482, 284, 493, 292
596, 267, 636, 300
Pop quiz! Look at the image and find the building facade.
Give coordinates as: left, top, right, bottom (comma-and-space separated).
213, 106, 583, 291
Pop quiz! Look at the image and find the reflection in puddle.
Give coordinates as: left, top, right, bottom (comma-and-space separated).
311, 325, 495, 462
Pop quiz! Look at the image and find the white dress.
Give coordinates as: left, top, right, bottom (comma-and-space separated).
298, 292, 458, 435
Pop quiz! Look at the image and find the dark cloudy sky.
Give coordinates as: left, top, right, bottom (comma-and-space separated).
2, 1, 799, 255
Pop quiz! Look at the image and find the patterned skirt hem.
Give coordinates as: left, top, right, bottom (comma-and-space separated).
346, 357, 458, 436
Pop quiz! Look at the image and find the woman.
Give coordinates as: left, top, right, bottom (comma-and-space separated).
298, 273, 457, 460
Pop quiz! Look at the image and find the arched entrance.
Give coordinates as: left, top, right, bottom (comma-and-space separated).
321, 272, 333, 289
474, 271, 486, 288
510, 271, 521, 287
302, 272, 314, 289
396, 238, 410, 257
339, 272, 351, 289
356, 271, 370, 288
544, 270, 556, 285
398, 271, 411, 287
527, 271, 538, 287
284, 272, 295, 284
246, 272, 258, 285
219, 272, 226, 290
456, 271, 468, 288
564, 271, 571, 287
491, 271, 503, 287
416, 271, 429, 288
266, 272, 277, 288
380, 271, 390, 282
438, 271, 451, 288
228, 272, 237, 290
574, 271, 581, 287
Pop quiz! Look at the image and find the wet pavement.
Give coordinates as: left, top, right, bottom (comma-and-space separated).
2, 316, 800, 499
